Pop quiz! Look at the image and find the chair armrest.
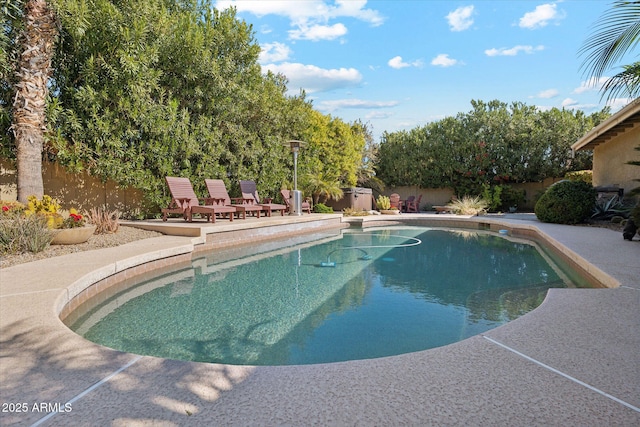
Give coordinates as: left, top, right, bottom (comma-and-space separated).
232, 197, 256, 205
204, 197, 226, 205
173, 197, 192, 208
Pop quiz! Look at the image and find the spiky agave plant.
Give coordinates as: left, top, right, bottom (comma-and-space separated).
445, 196, 489, 216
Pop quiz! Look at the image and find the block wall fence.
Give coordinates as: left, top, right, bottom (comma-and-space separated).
1, 157, 566, 213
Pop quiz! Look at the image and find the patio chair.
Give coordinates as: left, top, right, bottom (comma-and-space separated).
406, 195, 422, 213
281, 189, 312, 214
162, 176, 237, 223
389, 193, 402, 211
239, 180, 287, 216
204, 179, 264, 219
402, 195, 415, 212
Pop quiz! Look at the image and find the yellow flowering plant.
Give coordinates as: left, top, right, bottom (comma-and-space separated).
23, 195, 86, 229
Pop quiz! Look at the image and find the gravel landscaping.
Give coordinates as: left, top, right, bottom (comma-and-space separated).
1, 226, 163, 268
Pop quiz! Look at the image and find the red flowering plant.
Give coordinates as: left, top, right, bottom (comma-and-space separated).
61, 208, 86, 228
0, 201, 26, 219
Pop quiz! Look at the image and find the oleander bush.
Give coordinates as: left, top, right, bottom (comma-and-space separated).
535, 180, 596, 224
565, 170, 593, 184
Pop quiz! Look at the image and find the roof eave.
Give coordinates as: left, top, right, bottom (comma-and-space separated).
571, 99, 640, 151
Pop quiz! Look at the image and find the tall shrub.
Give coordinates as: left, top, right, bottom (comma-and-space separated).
376, 100, 608, 194
534, 181, 596, 224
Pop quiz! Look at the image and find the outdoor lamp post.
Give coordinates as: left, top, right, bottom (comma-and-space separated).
284, 140, 307, 215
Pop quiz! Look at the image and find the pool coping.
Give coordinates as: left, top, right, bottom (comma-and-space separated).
1, 213, 639, 426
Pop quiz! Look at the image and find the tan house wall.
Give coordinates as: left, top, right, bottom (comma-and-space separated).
591, 125, 639, 196
1, 158, 144, 214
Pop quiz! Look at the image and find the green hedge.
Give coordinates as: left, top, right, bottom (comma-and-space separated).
534, 180, 596, 224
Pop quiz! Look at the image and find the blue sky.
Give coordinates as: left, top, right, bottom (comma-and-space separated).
213, 1, 632, 141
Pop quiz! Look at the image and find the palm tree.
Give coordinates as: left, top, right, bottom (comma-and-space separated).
304, 169, 344, 205
356, 141, 385, 194
12, 0, 58, 203
579, 1, 640, 103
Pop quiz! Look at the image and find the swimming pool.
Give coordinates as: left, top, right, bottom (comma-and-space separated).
68, 227, 586, 365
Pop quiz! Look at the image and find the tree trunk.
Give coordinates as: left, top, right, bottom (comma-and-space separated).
13, 0, 57, 203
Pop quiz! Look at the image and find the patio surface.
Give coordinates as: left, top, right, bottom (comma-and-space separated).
1, 213, 638, 426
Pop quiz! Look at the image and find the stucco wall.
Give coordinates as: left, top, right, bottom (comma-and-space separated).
1, 156, 582, 215
381, 178, 562, 211
1, 158, 144, 215
592, 125, 639, 197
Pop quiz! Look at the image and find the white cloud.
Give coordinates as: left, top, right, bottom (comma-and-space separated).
259, 42, 292, 64
560, 100, 600, 111
262, 62, 362, 94
317, 98, 399, 112
534, 89, 559, 99
215, 0, 384, 42
289, 23, 347, 41
573, 77, 608, 94
387, 56, 423, 69
431, 54, 459, 67
446, 5, 474, 32
519, 3, 565, 29
560, 98, 604, 112
366, 111, 394, 120
606, 98, 632, 110
332, 0, 384, 26
484, 45, 544, 56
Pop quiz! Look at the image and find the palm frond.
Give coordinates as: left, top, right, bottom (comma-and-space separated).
579, 1, 640, 80
600, 61, 640, 102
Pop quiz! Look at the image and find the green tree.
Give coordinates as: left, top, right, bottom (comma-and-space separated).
376, 100, 608, 195
579, 0, 640, 102
354, 121, 384, 193
298, 109, 365, 200
47, 0, 311, 210
2, 0, 371, 214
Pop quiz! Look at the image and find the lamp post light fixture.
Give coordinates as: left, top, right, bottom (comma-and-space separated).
284, 140, 307, 215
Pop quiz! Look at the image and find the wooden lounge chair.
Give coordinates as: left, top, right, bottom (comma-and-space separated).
162, 176, 237, 222
239, 180, 287, 216
405, 195, 422, 213
281, 189, 312, 214
205, 179, 264, 219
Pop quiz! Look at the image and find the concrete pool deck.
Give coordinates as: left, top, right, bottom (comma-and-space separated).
1, 213, 638, 426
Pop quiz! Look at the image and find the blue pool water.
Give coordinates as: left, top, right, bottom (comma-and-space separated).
69, 227, 580, 365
